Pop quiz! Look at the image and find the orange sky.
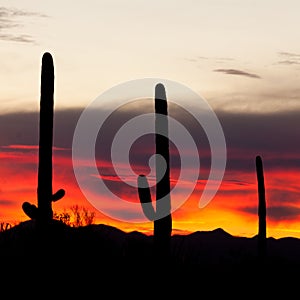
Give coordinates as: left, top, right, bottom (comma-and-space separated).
1, 137, 300, 239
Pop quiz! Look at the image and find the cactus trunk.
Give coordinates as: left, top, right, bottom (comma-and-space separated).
255, 155, 267, 262
154, 83, 172, 259
22, 52, 65, 224
138, 83, 172, 264
37, 52, 54, 223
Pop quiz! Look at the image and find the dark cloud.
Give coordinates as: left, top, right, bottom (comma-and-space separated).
243, 205, 300, 222
0, 199, 16, 206
268, 205, 300, 221
0, 108, 81, 147
224, 179, 252, 187
217, 109, 300, 155
1, 105, 300, 177
1, 106, 300, 224
0, 6, 48, 43
217, 109, 300, 174
213, 69, 261, 79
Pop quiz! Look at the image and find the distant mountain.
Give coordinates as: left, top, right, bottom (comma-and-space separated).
1, 220, 300, 293
1, 220, 299, 268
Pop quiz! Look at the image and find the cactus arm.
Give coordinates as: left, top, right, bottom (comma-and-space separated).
52, 189, 65, 202
137, 175, 155, 221
22, 202, 38, 219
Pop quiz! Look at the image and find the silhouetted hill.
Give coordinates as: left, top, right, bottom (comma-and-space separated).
1, 220, 300, 294
1, 220, 300, 270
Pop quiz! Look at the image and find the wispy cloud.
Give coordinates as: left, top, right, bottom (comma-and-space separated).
277, 60, 300, 65
278, 51, 300, 58
202, 56, 234, 62
277, 51, 300, 66
184, 56, 234, 63
0, 6, 48, 43
0, 33, 34, 43
213, 68, 261, 79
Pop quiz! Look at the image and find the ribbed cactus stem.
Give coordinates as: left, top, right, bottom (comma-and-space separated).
154, 83, 172, 249
37, 52, 54, 222
256, 155, 267, 261
137, 83, 172, 263
22, 52, 65, 223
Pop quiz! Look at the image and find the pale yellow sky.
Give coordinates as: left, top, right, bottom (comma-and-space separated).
1, 0, 300, 113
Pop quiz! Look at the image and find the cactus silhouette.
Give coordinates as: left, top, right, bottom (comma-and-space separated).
137, 83, 172, 263
22, 52, 65, 226
255, 155, 267, 262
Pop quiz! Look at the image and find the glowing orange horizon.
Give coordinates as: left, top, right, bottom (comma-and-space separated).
1, 144, 300, 240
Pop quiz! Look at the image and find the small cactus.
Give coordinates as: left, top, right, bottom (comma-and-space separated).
138, 83, 172, 263
255, 155, 267, 262
22, 52, 65, 226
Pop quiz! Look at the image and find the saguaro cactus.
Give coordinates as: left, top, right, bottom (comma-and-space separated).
138, 83, 172, 263
255, 155, 267, 262
22, 52, 65, 226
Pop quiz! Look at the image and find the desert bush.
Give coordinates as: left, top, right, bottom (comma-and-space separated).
53, 205, 95, 227
0, 222, 13, 232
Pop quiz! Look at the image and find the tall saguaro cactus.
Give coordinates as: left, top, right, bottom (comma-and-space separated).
255, 155, 267, 262
22, 52, 65, 226
138, 83, 172, 263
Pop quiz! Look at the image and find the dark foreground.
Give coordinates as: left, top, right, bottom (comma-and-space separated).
0, 220, 299, 295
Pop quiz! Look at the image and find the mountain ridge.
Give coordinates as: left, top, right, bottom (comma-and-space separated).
1, 219, 300, 268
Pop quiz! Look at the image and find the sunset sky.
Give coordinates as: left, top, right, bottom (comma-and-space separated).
1, 0, 300, 239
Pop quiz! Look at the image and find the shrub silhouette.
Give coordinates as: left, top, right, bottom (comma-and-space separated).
22, 52, 65, 227
137, 83, 172, 264
0, 222, 12, 232
53, 205, 96, 227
